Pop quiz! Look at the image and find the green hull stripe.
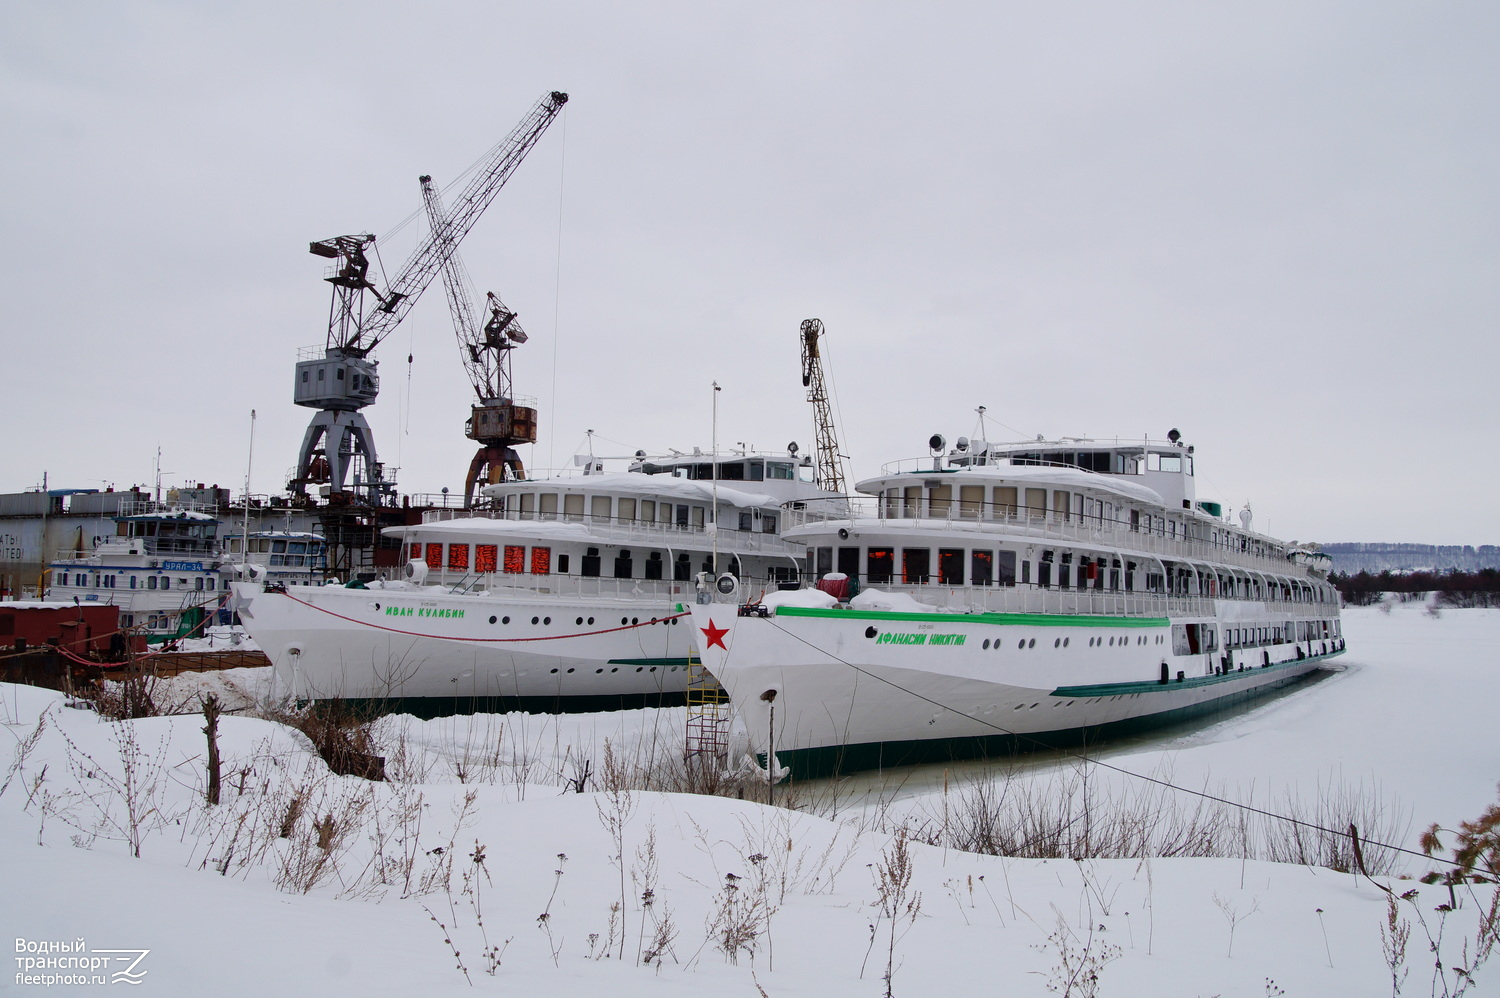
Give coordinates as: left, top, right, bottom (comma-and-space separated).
773, 606, 1169, 628
606, 657, 695, 667
1050, 648, 1344, 698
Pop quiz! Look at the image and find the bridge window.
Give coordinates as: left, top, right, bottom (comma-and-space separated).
867, 548, 894, 584
619, 498, 636, 521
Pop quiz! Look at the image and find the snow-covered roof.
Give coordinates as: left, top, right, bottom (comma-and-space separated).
483, 472, 778, 509
0, 601, 89, 610
858, 464, 1164, 507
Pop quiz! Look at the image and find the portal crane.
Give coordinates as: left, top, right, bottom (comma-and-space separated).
419, 176, 536, 506
289, 90, 568, 504
799, 318, 847, 494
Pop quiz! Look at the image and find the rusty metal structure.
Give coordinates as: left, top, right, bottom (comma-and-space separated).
419, 177, 538, 506
799, 318, 847, 494
289, 91, 568, 505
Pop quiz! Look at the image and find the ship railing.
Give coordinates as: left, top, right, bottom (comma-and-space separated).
115, 499, 222, 517
781, 497, 1317, 580
413, 510, 802, 554
384, 572, 793, 604
762, 584, 1333, 621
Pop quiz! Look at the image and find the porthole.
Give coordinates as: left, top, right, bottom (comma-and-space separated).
596, 668, 604, 674
982, 639, 991, 649
531, 616, 540, 625
1028, 638, 1035, 649
865, 627, 878, 639
631, 617, 638, 625
589, 617, 595, 625
566, 667, 575, 673
1054, 638, 1061, 648
502, 616, 510, 624
576, 616, 584, 625
1108, 636, 1114, 646
544, 616, 551, 625
649, 666, 657, 672
635, 667, 643, 672
489, 615, 497, 624
550, 668, 558, 674
622, 617, 629, 625
1063, 637, 1069, 648
610, 667, 618, 672
1017, 639, 1026, 650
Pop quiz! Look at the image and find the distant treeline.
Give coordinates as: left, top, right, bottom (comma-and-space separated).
1331, 569, 1500, 607
1323, 543, 1500, 575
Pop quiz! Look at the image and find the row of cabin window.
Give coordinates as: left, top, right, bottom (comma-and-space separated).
878, 484, 1277, 556
224, 538, 325, 556
493, 493, 778, 534
121, 521, 213, 538
56, 572, 225, 591
812, 545, 1334, 602
413, 542, 720, 581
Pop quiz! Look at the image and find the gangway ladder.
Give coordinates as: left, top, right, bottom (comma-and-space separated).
684, 654, 731, 762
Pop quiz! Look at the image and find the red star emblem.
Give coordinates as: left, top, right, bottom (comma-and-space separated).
700, 619, 729, 650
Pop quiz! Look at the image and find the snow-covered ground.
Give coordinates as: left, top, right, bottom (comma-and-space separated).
3, 603, 1496, 996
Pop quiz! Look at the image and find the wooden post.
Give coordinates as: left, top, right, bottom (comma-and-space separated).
202, 693, 222, 805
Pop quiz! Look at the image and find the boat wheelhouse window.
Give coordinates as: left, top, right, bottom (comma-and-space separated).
1038, 550, 1054, 588
195, 577, 204, 591
673, 553, 692, 581
619, 498, 636, 521
644, 551, 663, 580
739, 512, 752, 531
147, 576, 157, 590
959, 485, 984, 518
883, 490, 900, 517
614, 549, 633, 579
747, 459, 765, 481
563, 494, 584, 520
867, 548, 894, 584
767, 462, 794, 480
718, 462, 746, 481
816, 547, 833, 578
539, 493, 558, 519
691, 506, 705, 528
581, 548, 601, 577
675, 504, 689, 528
993, 486, 1018, 518
938, 548, 964, 586
1020, 560, 1030, 585
1053, 491, 1071, 522
161, 577, 171, 590
762, 513, 777, 534
658, 502, 673, 526
1059, 551, 1074, 589
1025, 488, 1047, 518
903, 485, 922, 518
556, 554, 569, 573
902, 548, 930, 585
520, 493, 535, 517
591, 496, 611, 521
317, 369, 325, 381
640, 499, 655, 522
930, 484, 952, 517
336, 368, 345, 381
837, 547, 859, 577
1159, 455, 1182, 473
476, 544, 498, 572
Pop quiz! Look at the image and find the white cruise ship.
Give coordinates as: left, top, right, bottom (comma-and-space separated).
233, 448, 839, 710
688, 431, 1344, 776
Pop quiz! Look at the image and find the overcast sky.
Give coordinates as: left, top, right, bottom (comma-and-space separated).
3, 2, 1496, 544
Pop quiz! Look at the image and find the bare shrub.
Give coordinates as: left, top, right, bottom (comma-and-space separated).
1034, 910, 1120, 997
266, 697, 386, 781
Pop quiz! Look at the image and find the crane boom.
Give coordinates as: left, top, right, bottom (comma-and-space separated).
800, 318, 847, 494
420, 176, 536, 504
290, 90, 567, 503
336, 90, 567, 357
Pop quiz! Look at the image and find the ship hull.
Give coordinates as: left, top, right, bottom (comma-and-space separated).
235, 583, 696, 708
689, 602, 1341, 776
